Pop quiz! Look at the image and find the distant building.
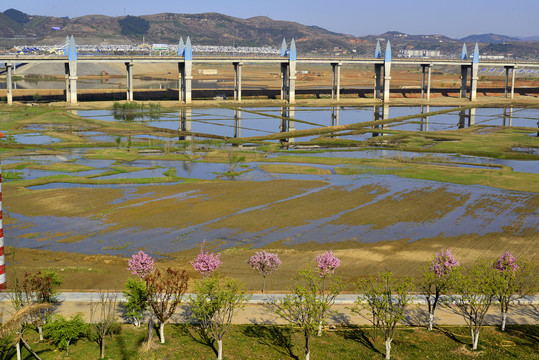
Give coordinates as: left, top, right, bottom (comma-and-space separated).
399, 49, 441, 58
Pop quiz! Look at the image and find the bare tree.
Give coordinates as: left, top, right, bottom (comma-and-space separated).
90, 291, 118, 359
145, 268, 189, 343
267, 268, 342, 360
189, 277, 250, 360
352, 272, 413, 360
451, 263, 498, 350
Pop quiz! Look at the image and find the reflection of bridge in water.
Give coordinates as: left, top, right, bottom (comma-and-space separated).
2, 37, 539, 105
175, 106, 539, 143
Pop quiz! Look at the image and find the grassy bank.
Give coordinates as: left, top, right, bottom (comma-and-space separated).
5, 324, 538, 360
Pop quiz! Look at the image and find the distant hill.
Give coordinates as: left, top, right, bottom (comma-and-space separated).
460, 33, 522, 44
520, 36, 539, 42
1, 9, 538, 59
0, 10, 369, 54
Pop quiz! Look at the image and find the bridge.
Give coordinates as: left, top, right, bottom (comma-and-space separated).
2, 37, 539, 105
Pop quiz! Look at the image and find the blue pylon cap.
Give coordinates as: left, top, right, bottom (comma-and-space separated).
375, 40, 382, 59
473, 43, 479, 64
185, 36, 192, 61
64, 36, 69, 56
385, 40, 391, 62
178, 37, 185, 56
69, 35, 77, 61
290, 38, 296, 61
461, 43, 468, 60
281, 38, 287, 57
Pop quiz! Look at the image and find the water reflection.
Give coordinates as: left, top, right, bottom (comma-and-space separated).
458, 108, 476, 129
179, 108, 192, 141
372, 105, 389, 136
70, 106, 539, 144
280, 107, 295, 143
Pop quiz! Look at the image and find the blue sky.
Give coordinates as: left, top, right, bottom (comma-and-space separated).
4, 0, 538, 38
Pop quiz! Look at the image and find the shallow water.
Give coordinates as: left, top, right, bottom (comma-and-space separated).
6, 173, 537, 256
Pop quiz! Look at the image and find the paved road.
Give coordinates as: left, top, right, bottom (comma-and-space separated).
1, 293, 538, 326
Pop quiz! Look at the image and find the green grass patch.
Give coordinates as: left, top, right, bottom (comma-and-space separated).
5, 324, 538, 360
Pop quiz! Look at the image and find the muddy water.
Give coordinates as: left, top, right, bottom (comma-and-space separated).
2, 105, 539, 257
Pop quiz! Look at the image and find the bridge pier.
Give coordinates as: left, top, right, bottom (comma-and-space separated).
66, 61, 78, 104
421, 64, 432, 100
280, 62, 289, 101
470, 63, 479, 101
178, 61, 192, 103
331, 62, 342, 101
460, 65, 469, 98
505, 66, 516, 99
125, 61, 134, 101
374, 63, 383, 99
383, 63, 391, 102
5, 63, 12, 105
233, 62, 243, 102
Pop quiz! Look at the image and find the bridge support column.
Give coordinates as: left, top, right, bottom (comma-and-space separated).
5, 63, 12, 105
289, 61, 296, 104
460, 65, 469, 98
280, 107, 295, 142
331, 62, 341, 101
383, 63, 391, 102
178, 62, 185, 102
280, 62, 289, 101
125, 62, 134, 101
421, 64, 432, 100
470, 63, 478, 101
505, 66, 516, 99
233, 62, 243, 102
67, 61, 78, 104
178, 61, 192, 104
374, 64, 383, 99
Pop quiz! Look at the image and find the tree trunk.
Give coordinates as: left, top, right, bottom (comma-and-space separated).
100, 338, 105, 359
16, 340, 21, 360
20, 337, 43, 360
385, 338, 392, 360
472, 330, 480, 350
66, 340, 70, 356
317, 320, 323, 336
501, 311, 507, 331
262, 277, 266, 293
147, 317, 154, 345
428, 312, 434, 331
38, 325, 43, 341
305, 331, 310, 360
217, 339, 223, 360
159, 322, 165, 344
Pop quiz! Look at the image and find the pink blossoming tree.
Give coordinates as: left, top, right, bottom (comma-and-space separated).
421, 249, 460, 331
247, 251, 281, 292
190, 241, 222, 278
493, 251, 535, 331
315, 251, 341, 336
316, 251, 341, 278
127, 251, 155, 279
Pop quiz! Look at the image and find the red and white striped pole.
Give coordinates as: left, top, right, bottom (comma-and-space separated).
0, 131, 5, 290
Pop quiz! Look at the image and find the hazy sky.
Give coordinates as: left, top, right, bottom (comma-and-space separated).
4, 0, 538, 38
